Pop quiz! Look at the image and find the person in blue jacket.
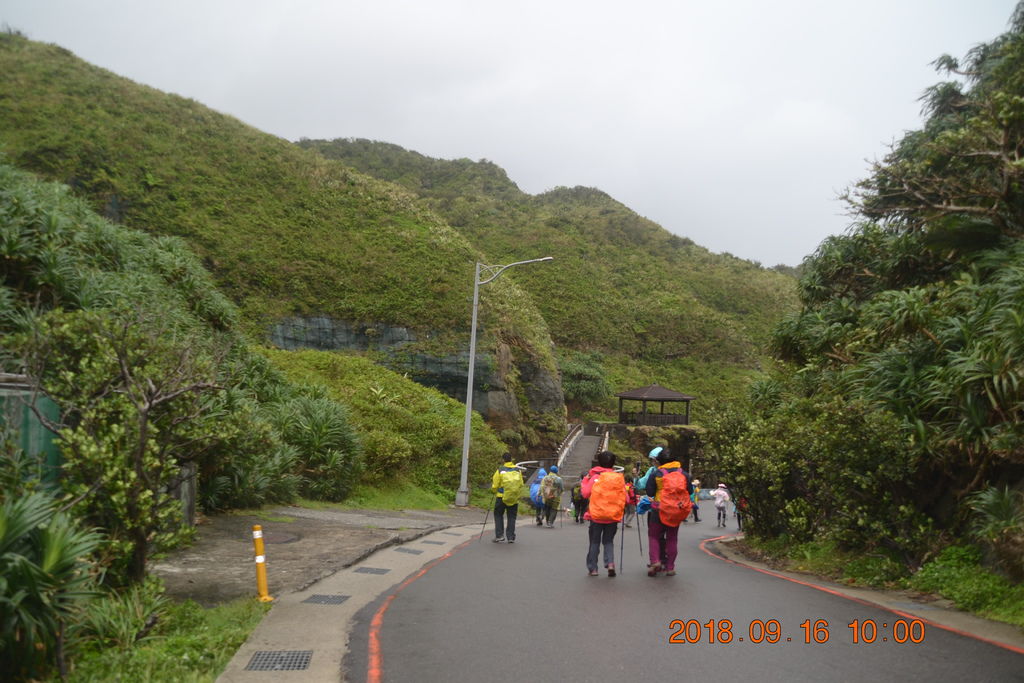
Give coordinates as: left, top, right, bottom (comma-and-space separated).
530, 467, 547, 526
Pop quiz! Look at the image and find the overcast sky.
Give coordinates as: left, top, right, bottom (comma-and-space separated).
2, 1, 1017, 266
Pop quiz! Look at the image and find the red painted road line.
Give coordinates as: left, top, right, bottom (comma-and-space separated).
700, 534, 1024, 656
367, 538, 474, 683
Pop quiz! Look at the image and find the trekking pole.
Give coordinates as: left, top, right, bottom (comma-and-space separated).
637, 511, 644, 560
620, 518, 626, 572
478, 494, 495, 542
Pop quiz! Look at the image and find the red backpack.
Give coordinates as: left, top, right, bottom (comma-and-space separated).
655, 468, 692, 527
588, 471, 626, 523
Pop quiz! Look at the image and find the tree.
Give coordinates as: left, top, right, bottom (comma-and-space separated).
16, 306, 224, 584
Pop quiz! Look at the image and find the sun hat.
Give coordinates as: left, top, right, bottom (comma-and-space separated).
718, 483, 726, 488
692, 479, 700, 486
648, 446, 663, 459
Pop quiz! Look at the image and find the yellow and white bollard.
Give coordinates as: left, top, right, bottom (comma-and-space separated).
252, 525, 274, 602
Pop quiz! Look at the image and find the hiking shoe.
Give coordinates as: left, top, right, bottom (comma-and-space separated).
492, 536, 505, 543
607, 564, 616, 577
647, 563, 662, 577
665, 570, 676, 576
508, 538, 515, 543
588, 570, 599, 576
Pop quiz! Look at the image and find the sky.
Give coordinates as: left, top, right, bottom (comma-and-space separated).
2, 1, 1018, 266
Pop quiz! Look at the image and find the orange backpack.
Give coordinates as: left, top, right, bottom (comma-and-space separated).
588, 471, 627, 523
656, 468, 692, 527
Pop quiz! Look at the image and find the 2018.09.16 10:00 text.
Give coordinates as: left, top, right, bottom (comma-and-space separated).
668, 618, 926, 645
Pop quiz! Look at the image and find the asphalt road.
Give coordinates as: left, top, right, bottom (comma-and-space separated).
346, 514, 1024, 682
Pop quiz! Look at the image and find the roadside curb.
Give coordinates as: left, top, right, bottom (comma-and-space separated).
704, 534, 1024, 655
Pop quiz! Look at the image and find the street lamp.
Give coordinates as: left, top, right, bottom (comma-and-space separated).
454, 257, 553, 507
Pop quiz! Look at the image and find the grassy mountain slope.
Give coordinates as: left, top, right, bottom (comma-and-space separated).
0, 34, 556, 375
298, 138, 800, 409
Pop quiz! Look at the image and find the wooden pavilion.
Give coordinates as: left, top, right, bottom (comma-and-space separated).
615, 384, 695, 426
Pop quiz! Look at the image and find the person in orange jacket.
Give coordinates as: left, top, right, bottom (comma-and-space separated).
581, 450, 627, 577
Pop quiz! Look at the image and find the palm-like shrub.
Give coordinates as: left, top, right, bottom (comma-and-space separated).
0, 492, 102, 679
270, 394, 362, 501
969, 486, 1024, 581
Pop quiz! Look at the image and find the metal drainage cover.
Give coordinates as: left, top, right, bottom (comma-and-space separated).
302, 594, 349, 605
421, 540, 445, 545
441, 531, 462, 536
245, 650, 313, 671
355, 566, 390, 574
395, 547, 424, 554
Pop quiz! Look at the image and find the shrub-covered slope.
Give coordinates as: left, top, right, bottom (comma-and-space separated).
297, 138, 800, 411
297, 138, 798, 359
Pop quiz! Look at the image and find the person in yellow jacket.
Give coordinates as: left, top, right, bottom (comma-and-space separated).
491, 454, 525, 543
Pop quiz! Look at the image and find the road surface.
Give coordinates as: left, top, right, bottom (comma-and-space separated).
346, 515, 1024, 682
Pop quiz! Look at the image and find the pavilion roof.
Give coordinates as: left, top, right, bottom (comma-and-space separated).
614, 383, 696, 401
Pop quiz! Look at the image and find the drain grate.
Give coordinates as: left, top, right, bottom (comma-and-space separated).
302, 594, 349, 605
441, 531, 462, 536
245, 650, 313, 671
421, 540, 445, 545
395, 547, 424, 555
355, 566, 390, 574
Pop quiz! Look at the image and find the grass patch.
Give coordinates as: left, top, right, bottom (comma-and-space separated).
226, 509, 297, 523
63, 597, 270, 682
297, 481, 452, 511
737, 536, 909, 588
909, 546, 1024, 628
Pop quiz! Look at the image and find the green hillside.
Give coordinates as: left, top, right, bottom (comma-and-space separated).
297, 138, 800, 410
0, 31, 798, 431
0, 32, 565, 443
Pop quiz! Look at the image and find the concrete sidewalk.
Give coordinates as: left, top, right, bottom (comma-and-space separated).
217, 522, 482, 681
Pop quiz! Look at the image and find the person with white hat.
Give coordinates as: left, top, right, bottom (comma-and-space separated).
711, 483, 731, 528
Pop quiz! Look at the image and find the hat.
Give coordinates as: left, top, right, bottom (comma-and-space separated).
648, 446, 663, 459
692, 479, 700, 486
550, 465, 558, 473
718, 483, 726, 488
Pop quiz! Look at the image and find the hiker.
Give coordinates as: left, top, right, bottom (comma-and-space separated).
491, 454, 524, 543
571, 479, 587, 523
623, 474, 638, 528
688, 478, 702, 523
711, 483, 731, 528
644, 447, 693, 576
530, 467, 548, 526
636, 445, 663, 491
582, 450, 627, 576
540, 465, 564, 527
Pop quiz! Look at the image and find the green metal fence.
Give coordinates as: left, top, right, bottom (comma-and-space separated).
0, 375, 61, 486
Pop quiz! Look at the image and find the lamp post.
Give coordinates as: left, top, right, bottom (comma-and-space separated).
454, 257, 553, 507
